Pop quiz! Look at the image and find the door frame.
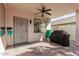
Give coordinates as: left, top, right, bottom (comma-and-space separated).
13, 16, 28, 45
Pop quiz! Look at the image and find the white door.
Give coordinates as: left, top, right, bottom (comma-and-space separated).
14, 17, 28, 44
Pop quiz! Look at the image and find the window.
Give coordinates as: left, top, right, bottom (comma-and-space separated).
34, 18, 48, 33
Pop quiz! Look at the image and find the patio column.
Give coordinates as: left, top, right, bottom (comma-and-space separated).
76, 7, 79, 46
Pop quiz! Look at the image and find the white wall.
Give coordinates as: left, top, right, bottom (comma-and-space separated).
0, 4, 1, 26
52, 16, 76, 25
5, 8, 43, 46
52, 16, 76, 46
0, 4, 5, 27
76, 9, 79, 46
0, 4, 5, 54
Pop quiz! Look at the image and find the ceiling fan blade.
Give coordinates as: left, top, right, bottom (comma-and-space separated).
45, 11, 51, 15
42, 12, 44, 17
38, 9, 42, 11
35, 12, 42, 15
45, 9, 52, 11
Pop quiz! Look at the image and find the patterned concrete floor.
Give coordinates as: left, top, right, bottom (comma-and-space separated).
4, 42, 79, 56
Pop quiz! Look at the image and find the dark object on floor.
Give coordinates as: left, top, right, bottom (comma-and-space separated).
49, 30, 70, 47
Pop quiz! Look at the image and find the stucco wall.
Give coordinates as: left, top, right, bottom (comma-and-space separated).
52, 16, 76, 25
0, 4, 5, 27
0, 4, 5, 54
5, 8, 43, 46
76, 9, 79, 46
0, 4, 1, 26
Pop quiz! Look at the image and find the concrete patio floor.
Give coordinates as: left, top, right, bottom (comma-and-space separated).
4, 42, 79, 56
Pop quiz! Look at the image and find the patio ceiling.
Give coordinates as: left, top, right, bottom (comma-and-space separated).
5, 3, 76, 18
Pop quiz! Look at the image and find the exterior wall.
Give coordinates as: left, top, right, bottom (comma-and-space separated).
76, 9, 79, 46
0, 4, 1, 26
52, 16, 76, 25
51, 16, 76, 46
0, 4, 5, 27
0, 4, 5, 54
5, 8, 43, 46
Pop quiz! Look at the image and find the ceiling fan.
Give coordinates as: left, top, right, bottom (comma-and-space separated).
35, 4, 52, 17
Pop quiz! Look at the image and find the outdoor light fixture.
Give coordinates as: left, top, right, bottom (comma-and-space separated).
7, 27, 13, 36
30, 20, 32, 24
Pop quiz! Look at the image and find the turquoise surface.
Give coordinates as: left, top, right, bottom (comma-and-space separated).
0, 31, 5, 36
7, 30, 13, 36
45, 30, 53, 39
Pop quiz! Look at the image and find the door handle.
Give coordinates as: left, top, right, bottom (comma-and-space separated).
25, 30, 27, 32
